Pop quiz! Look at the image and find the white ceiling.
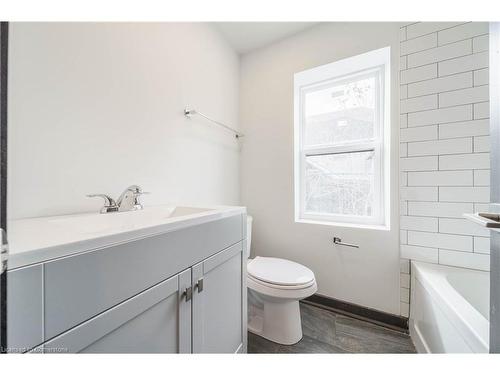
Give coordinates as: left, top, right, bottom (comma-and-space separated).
214, 22, 317, 54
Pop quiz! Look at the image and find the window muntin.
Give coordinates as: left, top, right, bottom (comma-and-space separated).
294, 48, 390, 227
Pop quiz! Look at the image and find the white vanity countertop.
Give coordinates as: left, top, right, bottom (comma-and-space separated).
7, 205, 246, 270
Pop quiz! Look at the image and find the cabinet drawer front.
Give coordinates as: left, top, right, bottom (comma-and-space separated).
44, 214, 242, 340
7, 264, 44, 352
43, 274, 181, 353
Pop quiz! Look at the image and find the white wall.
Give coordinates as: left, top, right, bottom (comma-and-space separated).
399, 22, 490, 314
8, 23, 240, 219
240, 23, 402, 315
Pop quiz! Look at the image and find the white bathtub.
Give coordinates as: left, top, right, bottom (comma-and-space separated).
410, 261, 489, 353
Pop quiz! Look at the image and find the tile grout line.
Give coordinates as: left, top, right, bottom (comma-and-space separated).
403, 22, 470, 42
402, 32, 489, 59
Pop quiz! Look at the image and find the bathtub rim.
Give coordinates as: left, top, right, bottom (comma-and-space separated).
410, 261, 489, 353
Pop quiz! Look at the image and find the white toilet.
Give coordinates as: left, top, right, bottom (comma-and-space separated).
246, 215, 317, 345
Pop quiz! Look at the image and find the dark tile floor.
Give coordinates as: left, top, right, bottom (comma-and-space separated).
248, 302, 416, 354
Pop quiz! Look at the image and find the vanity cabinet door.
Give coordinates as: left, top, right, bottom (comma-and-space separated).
42, 269, 192, 353
192, 242, 245, 353
7, 264, 44, 352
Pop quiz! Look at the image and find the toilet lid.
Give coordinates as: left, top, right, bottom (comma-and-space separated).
247, 257, 315, 286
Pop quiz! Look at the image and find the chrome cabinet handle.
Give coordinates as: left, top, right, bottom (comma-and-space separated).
183, 286, 192, 302
195, 278, 204, 293
333, 237, 359, 248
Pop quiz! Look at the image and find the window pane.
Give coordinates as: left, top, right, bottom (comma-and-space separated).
304, 73, 378, 147
305, 151, 375, 217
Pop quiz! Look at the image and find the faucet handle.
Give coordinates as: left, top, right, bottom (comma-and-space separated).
126, 185, 150, 195
86, 194, 119, 213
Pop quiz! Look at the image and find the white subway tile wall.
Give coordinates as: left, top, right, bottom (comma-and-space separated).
399, 22, 490, 317
474, 102, 490, 119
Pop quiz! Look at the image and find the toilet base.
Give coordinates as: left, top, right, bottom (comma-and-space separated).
248, 294, 303, 345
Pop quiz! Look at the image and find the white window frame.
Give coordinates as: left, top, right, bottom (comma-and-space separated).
293, 47, 391, 229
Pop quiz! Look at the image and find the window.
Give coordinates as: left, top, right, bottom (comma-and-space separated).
294, 47, 390, 228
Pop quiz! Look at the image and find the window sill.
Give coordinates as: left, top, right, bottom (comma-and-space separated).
295, 218, 390, 231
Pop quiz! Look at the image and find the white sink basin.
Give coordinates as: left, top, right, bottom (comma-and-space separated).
167, 206, 213, 218
7, 204, 245, 270
45, 206, 213, 235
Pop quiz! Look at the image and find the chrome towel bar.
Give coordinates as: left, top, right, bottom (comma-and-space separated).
184, 107, 244, 139
333, 237, 359, 248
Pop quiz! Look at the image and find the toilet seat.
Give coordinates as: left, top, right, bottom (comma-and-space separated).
247, 257, 317, 300
247, 273, 316, 290
247, 272, 317, 300
247, 256, 315, 287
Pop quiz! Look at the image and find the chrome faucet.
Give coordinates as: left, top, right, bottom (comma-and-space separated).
87, 185, 148, 213
116, 185, 147, 212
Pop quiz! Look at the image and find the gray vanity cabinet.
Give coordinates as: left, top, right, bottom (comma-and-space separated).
192, 242, 245, 353
42, 214, 243, 341
8, 213, 247, 354
7, 264, 44, 352
42, 242, 246, 354
42, 269, 192, 353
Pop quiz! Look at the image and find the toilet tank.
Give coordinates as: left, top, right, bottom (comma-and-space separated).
246, 215, 253, 259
